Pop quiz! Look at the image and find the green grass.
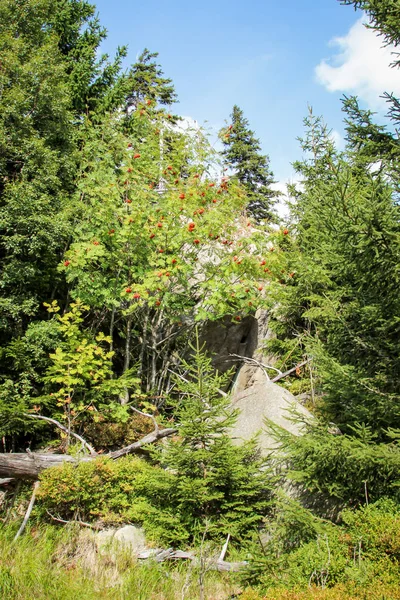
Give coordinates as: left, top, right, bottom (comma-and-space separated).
0, 524, 239, 600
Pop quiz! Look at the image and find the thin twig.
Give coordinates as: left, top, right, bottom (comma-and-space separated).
24, 414, 96, 455
13, 481, 40, 541
227, 354, 282, 376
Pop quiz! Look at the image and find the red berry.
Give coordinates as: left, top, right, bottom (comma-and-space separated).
108, 229, 115, 235
175, 179, 179, 184
149, 233, 155, 239
188, 222, 196, 231
93, 241, 99, 246
167, 165, 173, 171
134, 153, 141, 159
258, 286, 263, 291
235, 315, 241, 321
158, 248, 164, 253
127, 143, 133, 148
157, 222, 163, 228
208, 183, 215, 188
193, 239, 200, 244
283, 228, 289, 235
64, 260, 70, 267
125, 199, 132, 204
212, 199, 217, 203
155, 300, 161, 306
260, 260, 266, 266
127, 167, 133, 173
165, 272, 171, 277
172, 259, 177, 264
125, 287, 132, 293
133, 293, 141, 299
179, 193, 185, 199
193, 174, 199, 179
146, 99, 152, 106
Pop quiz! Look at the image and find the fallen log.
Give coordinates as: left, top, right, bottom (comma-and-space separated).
0, 427, 177, 480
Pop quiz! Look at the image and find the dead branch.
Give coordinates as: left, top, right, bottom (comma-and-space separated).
0, 427, 177, 479
13, 481, 40, 541
271, 358, 312, 383
218, 533, 230, 562
109, 426, 177, 459
136, 546, 247, 571
24, 413, 96, 455
130, 406, 159, 434
45, 510, 102, 530
0, 478, 14, 486
168, 368, 228, 397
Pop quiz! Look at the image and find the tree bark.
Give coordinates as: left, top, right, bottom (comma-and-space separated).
0, 427, 177, 480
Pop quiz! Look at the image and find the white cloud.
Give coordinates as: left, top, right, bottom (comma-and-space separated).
330, 129, 343, 149
316, 16, 400, 109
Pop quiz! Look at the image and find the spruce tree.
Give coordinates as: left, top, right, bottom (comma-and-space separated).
126, 48, 177, 111
221, 105, 277, 222
150, 335, 274, 543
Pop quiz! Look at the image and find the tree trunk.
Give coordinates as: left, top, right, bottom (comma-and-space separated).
0, 427, 177, 480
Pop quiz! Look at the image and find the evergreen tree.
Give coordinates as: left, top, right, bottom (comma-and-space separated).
126, 48, 177, 111
221, 105, 277, 222
270, 112, 400, 438
151, 336, 274, 543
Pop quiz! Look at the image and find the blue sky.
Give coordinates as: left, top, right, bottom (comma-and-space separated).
94, 0, 400, 185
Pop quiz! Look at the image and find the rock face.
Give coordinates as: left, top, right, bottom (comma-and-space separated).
201, 308, 312, 452
96, 525, 147, 555
200, 308, 276, 387
229, 381, 312, 453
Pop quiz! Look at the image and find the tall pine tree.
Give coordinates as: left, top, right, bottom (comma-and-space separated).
221, 105, 277, 222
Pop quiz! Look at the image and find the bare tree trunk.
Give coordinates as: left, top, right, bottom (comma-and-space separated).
0, 427, 177, 480
120, 315, 133, 405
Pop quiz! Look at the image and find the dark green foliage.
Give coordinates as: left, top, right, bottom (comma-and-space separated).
245, 498, 400, 592
151, 338, 274, 543
37, 342, 274, 546
221, 105, 277, 222
126, 48, 177, 111
268, 421, 400, 507
268, 109, 400, 439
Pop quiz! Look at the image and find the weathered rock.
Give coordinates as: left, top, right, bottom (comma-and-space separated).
232, 309, 278, 394
199, 308, 277, 391
199, 315, 257, 376
229, 381, 312, 453
96, 524, 147, 555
